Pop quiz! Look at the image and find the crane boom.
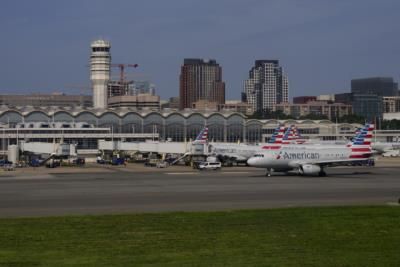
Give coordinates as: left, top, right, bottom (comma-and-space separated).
111, 63, 139, 83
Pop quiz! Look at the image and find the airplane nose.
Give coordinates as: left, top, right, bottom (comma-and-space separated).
247, 157, 256, 166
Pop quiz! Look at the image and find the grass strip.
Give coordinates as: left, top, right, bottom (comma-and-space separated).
0, 206, 399, 266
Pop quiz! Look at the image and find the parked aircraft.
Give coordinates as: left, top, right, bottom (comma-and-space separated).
372, 142, 400, 157
247, 123, 374, 176
193, 127, 209, 144
207, 125, 286, 164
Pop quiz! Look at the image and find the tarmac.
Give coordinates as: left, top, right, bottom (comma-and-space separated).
0, 157, 399, 218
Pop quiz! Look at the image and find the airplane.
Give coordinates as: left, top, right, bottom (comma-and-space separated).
287, 124, 351, 146
350, 127, 400, 157
247, 123, 375, 177
193, 127, 209, 144
206, 123, 350, 164
372, 142, 400, 157
207, 125, 286, 164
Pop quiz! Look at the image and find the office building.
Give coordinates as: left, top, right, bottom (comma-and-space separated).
382, 96, 400, 113
274, 101, 352, 120
351, 77, 398, 96
107, 94, 160, 110
132, 81, 156, 96
107, 80, 132, 98
161, 97, 180, 110
334, 93, 353, 104
351, 94, 383, 121
179, 58, 225, 109
0, 93, 92, 108
192, 100, 218, 111
243, 60, 289, 113
218, 101, 254, 115
335, 92, 383, 121
293, 96, 317, 104
316, 94, 335, 102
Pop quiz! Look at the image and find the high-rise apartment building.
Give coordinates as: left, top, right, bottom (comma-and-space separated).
179, 58, 225, 109
243, 60, 288, 112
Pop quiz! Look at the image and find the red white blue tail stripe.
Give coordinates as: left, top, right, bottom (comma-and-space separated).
194, 127, 208, 143
262, 125, 286, 150
349, 123, 374, 158
281, 125, 306, 144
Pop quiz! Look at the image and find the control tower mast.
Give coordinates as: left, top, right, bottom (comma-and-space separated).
90, 39, 111, 109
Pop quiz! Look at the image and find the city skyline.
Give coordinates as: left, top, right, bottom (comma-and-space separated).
1, 0, 400, 100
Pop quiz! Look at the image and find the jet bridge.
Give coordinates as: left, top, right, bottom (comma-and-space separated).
98, 140, 209, 155
19, 141, 76, 156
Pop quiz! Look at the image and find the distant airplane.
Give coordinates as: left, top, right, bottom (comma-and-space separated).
247, 123, 374, 176
372, 142, 400, 157
193, 127, 209, 144
207, 125, 286, 164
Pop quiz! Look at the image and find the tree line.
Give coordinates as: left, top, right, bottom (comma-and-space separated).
247, 109, 400, 129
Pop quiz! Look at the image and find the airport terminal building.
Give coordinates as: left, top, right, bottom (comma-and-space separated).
0, 106, 390, 147
1, 106, 399, 153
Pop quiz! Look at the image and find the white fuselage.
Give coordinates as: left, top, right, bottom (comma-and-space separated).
372, 142, 400, 153
209, 142, 356, 163
208, 143, 262, 161
247, 146, 352, 170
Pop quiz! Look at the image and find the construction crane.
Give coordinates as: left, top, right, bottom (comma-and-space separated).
111, 63, 139, 83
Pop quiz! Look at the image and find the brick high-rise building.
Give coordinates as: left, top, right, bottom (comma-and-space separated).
179, 58, 225, 109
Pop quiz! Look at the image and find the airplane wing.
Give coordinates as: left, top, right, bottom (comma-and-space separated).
289, 157, 372, 168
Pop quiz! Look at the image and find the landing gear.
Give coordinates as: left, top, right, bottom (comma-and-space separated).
265, 168, 272, 177
318, 170, 327, 177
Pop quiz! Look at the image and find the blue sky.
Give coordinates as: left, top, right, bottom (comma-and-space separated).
1, 0, 399, 100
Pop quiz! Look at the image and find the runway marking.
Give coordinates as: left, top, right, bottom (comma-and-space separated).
166, 172, 198, 175
165, 171, 251, 175
221, 171, 251, 174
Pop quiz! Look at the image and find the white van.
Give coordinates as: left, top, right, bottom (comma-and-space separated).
198, 162, 222, 170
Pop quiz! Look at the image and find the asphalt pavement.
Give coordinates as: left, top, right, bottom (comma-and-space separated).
0, 165, 400, 217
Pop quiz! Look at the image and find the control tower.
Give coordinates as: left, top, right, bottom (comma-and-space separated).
90, 40, 111, 109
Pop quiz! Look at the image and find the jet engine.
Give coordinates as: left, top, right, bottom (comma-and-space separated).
301, 164, 321, 175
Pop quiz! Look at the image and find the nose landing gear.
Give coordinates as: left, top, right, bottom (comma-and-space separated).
265, 168, 273, 177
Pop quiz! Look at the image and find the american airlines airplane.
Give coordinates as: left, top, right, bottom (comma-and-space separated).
247, 123, 374, 176
206, 124, 353, 163
372, 142, 400, 157
207, 125, 287, 163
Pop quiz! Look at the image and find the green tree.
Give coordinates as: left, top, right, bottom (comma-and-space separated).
299, 114, 329, 120
338, 114, 366, 124
381, 119, 400, 130
248, 109, 294, 120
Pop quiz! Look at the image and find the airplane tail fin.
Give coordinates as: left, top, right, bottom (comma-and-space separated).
292, 125, 306, 144
268, 125, 286, 144
262, 125, 285, 149
282, 125, 306, 144
349, 123, 374, 158
193, 127, 208, 144
282, 126, 293, 144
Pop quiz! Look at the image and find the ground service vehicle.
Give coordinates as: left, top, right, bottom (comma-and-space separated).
156, 161, 168, 168
198, 162, 222, 170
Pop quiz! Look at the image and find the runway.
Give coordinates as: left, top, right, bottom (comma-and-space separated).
0, 166, 400, 217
